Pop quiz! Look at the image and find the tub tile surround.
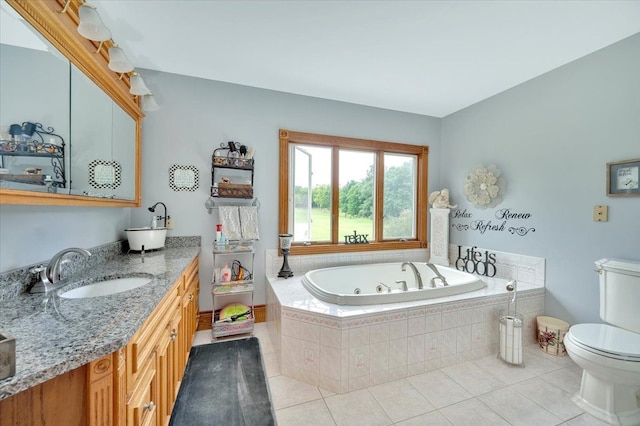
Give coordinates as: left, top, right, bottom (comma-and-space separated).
266, 247, 545, 394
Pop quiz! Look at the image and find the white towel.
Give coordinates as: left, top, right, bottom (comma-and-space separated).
218, 206, 242, 240
239, 206, 259, 240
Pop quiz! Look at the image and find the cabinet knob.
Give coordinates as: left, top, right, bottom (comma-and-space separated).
143, 401, 155, 412
170, 330, 178, 341
189, 294, 194, 301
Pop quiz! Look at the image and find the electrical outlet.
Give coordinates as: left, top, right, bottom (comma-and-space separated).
593, 205, 608, 222
166, 216, 174, 229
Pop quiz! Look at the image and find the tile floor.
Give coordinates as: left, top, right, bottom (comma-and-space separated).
192, 324, 611, 426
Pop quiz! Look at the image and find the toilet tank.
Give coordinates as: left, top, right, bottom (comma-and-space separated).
596, 258, 640, 333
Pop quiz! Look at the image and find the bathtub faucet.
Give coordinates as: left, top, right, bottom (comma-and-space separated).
401, 262, 423, 290
426, 263, 448, 288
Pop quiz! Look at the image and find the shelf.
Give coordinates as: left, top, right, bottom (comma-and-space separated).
213, 242, 255, 254
0, 174, 47, 185
212, 282, 254, 295
212, 316, 254, 339
212, 155, 254, 170
0, 150, 63, 159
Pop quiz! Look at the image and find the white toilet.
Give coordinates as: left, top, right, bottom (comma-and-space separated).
564, 258, 640, 426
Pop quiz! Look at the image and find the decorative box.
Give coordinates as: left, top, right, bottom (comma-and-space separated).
0, 331, 16, 380
217, 183, 253, 198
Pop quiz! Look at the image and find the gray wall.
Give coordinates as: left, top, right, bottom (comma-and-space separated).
440, 33, 640, 325
132, 73, 441, 309
0, 204, 130, 271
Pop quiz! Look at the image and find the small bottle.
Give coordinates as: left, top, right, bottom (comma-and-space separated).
220, 263, 231, 282
150, 215, 157, 229
216, 223, 222, 241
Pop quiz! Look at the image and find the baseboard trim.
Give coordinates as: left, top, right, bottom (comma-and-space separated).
197, 305, 265, 331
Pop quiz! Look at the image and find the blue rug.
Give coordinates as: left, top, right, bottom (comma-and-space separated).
169, 337, 275, 426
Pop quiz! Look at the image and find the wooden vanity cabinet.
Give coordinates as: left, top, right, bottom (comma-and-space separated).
123, 256, 200, 426
0, 256, 200, 426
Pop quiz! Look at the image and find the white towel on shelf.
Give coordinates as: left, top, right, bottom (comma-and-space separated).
239, 206, 260, 240
218, 206, 242, 240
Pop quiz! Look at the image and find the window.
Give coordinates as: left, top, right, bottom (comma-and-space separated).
279, 129, 428, 254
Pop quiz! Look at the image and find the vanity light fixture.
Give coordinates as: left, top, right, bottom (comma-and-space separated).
108, 44, 134, 74
58, 0, 72, 14
77, 3, 112, 50
141, 93, 159, 112
129, 72, 151, 96
59, 0, 161, 111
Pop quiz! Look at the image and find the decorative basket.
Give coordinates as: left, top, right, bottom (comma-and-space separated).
217, 183, 253, 198
537, 316, 570, 356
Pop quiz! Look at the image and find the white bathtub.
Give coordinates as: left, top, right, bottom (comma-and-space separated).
301, 262, 486, 305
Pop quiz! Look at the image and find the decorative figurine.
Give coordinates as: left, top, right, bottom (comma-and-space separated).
428, 188, 457, 209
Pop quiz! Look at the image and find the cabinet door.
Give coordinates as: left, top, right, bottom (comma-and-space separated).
88, 354, 114, 426
127, 360, 157, 426
156, 303, 181, 426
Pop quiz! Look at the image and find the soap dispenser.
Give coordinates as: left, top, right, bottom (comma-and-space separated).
150, 215, 157, 229
220, 262, 232, 282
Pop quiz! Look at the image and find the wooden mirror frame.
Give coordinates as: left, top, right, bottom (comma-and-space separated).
0, 0, 143, 207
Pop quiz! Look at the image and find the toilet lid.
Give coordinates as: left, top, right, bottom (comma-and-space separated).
569, 323, 640, 360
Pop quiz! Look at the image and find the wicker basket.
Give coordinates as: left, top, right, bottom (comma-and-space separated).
217, 183, 253, 198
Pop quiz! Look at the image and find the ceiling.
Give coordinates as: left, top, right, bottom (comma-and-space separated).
93, 1, 640, 118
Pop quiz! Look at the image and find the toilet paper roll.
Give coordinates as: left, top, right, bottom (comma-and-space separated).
500, 319, 523, 364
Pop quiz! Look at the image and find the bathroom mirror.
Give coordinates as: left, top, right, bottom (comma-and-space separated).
0, 0, 142, 206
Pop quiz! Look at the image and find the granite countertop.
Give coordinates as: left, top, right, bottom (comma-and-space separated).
0, 246, 200, 400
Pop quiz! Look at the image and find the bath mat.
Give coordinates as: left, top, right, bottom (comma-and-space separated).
169, 337, 275, 426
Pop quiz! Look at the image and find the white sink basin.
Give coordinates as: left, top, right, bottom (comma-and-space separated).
125, 227, 167, 251
59, 277, 152, 299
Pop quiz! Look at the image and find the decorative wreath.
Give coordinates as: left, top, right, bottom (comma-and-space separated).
463, 164, 506, 209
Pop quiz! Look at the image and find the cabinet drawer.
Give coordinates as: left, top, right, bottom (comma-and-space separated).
130, 286, 179, 374
128, 360, 157, 426
183, 257, 199, 293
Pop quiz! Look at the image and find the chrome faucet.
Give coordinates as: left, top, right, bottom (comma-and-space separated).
30, 247, 91, 293
426, 263, 448, 288
401, 261, 423, 289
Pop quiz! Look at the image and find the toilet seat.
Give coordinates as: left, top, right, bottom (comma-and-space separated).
567, 323, 640, 362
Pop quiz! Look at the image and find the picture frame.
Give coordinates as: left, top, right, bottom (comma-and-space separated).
606, 158, 640, 197
169, 164, 199, 192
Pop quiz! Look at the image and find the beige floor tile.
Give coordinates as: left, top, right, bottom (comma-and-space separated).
564, 413, 612, 425
254, 323, 276, 354
276, 399, 337, 426
439, 398, 510, 426
268, 375, 322, 410
319, 387, 337, 398
441, 360, 508, 395
524, 345, 576, 369
471, 353, 539, 385
407, 370, 472, 409
263, 350, 281, 377
395, 411, 454, 426
192, 329, 213, 346
478, 387, 562, 426
368, 379, 435, 422
324, 389, 392, 426
539, 365, 583, 394
511, 377, 583, 421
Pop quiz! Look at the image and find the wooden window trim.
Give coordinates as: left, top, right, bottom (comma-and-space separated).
279, 129, 429, 255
